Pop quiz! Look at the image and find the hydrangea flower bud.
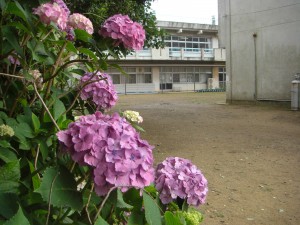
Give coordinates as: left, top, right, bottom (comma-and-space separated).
99, 14, 146, 50
68, 13, 94, 35
123, 110, 143, 124
155, 157, 208, 207
80, 72, 118, 110
57, 112, 155, 196
0, 124, 14, 137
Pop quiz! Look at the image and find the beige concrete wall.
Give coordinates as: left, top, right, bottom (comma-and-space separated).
152, 67, 160, 92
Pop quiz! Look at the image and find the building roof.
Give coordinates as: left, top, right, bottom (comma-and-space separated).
157, 21, 218, 35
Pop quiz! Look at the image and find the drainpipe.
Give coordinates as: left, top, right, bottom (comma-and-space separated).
253, 32, 258, 101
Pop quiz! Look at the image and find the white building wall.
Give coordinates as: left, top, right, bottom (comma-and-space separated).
219, 0, 300, 102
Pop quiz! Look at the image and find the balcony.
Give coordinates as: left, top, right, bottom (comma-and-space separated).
122, 47, 225, 61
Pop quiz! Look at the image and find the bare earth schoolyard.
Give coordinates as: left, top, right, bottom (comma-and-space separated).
114, 92, 300, 225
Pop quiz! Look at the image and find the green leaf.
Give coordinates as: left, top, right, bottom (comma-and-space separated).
3, 206, 30, 225
36, 166, 83, 211
127, 211, 144, 225
116, 189, 133, 209
0, 160, 20, 194
66, 41, 77, 53
7, 21, 30, 33
0, 0, 7, 11
164, 211, 183, 225
28, 160, 40, 190
2, 26, 23, 58
0, 140, 11, 148
0, 148, 17, 163
143, 191, 162, 225
31, 113, 40, 133
35, 139, 49, 161
27, 39, 51, 64
123, 188, 143, 210
6, 2, 28, 23
0, 193, 18, 219
53, 99, 66, 121
94, 216, 109, 225
74, 29, 92, 42
15, 122, 35, 138
79, 48, 98, 61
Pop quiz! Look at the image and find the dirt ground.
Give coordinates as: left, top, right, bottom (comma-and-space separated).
114, 92, 300, 225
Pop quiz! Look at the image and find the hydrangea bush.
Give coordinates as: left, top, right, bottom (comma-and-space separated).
0, 1, 208, 224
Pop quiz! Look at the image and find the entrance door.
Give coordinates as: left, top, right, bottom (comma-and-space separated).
160, 74, 173, 90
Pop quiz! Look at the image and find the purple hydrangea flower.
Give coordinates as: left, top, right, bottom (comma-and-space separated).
68, 13, 94, 35
52, 0, 70, 16
99, 14, 146, 50
155, 157, 208, 207
33, 2, 68, 30
80, 72, 118, 110
57, 112, 155, 196
8, 55, 20, 65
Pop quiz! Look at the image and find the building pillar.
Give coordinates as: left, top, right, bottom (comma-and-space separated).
212, 67, 219, 89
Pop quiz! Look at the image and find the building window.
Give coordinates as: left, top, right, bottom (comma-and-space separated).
218, 67, 226, 89
127, 74, 136, 84
160, 67, 212, 84
111, 74, 120, 84
165, 35, 212, 53
173, 74, 180, 83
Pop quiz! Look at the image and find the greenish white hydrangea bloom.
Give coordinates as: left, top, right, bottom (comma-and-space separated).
0, 124, 14, 137
183, 210, 203, 225
123, 110, 143, 124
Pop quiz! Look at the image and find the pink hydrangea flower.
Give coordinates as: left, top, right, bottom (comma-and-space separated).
80, 71, 118, 110
33, 2, 68, 30
52, 0, 70, 16
68, 13, 94, 35
155, 157, 208, 207
57, 112, 155, 196
99, 14, 146, 50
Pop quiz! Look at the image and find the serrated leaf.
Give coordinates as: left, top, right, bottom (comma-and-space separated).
94, 216, 109, 225
36, 166, 83, 211
143, 191, 162, 225
0, 160, 20, 194
3, 206, 29, 225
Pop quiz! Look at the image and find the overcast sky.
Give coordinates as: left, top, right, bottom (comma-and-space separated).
151, 0, 218, 24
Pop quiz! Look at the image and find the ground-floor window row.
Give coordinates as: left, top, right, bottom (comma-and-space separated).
107, 66, 215, 85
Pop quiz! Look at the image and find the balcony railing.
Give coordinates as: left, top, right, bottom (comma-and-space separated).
118, 47, 225, 61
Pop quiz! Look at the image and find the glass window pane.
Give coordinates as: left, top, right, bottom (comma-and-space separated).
173, 74, 180, 82
112, 74, 120, 84
194, 74, 200, 82
180, 74, 187, 82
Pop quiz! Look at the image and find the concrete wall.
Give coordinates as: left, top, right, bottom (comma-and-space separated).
219, 0, 300, 102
